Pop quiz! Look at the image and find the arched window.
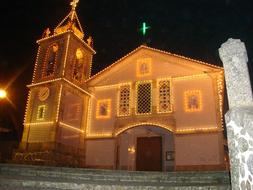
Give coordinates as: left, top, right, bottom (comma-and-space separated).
72, 49, 85, 82
43, 44, 58, 77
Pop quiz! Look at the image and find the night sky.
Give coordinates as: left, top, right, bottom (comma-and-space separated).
0, 0, 253, 137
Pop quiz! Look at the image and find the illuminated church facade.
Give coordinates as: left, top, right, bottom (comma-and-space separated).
15, 1, 226, 171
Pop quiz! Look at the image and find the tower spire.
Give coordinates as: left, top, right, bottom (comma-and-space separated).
70, 0, 79, 21
70, 0, 79, 11
54, 0, 84, 39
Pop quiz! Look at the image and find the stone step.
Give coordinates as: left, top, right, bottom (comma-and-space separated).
0, 164, 231, 189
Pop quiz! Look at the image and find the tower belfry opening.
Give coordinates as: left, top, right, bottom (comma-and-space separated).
54, 0, 84, 39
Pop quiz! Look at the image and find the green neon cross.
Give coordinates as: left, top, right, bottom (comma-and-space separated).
140, 22, 150, 36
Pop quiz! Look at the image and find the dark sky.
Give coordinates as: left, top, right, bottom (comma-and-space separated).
0, 0, 253, 135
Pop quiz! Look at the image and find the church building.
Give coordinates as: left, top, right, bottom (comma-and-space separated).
15, 1, 226, 171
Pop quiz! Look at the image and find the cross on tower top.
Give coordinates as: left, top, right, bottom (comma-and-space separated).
70, 0, 79, 11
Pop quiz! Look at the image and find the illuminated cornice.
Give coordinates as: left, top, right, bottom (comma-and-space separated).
59, 122, 84, 133
24, 121, 54, 126
27, 78, 92, 97
37, 31, 96, 54
27, 78, 62, 87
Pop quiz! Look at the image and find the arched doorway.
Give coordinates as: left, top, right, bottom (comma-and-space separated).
115, 125, 174, 171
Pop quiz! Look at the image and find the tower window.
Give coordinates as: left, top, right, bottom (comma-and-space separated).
72, 49, 85, 82
184, 90, 202, 112
158, 79, 172, 113
43, 44, 58, 77
118, 84, 131, 116
136, 81, 152, 114
37, 105, 47, 120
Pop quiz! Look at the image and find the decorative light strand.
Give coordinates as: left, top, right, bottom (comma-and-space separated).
55, 84, 63, 122
59, 122, 84, 133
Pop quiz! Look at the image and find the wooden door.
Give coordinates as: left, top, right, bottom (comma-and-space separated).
136, 136, 162, 171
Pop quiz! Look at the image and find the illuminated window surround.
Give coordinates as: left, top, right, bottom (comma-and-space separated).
117, 84, 131, 117
136, 58, 152, 77
36, 105, 47, 120
135, 80, 152, 115
96, 99, 112, 119
157, 78, 172, 113
184, 90, 202, 112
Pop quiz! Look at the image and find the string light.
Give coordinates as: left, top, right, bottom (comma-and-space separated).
59, 122, 84, 133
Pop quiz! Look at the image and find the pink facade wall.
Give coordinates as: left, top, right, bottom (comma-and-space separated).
173, 77, 218, 130
86, 139, 115, 167
175, 133, 224, 166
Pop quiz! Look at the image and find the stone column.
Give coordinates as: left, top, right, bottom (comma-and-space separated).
219, 38, 253, 190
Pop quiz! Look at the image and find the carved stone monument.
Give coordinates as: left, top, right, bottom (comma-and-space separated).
219, 38, 253, 190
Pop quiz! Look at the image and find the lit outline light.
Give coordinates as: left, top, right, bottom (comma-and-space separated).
114, 122, 175, 136
86, 45, 222, 84
27, 78, 92, 97
136, 58, 152, 77
216, 71, 224, 129
184, 90, 203, 112
62, 35, 71, 76
135, 80, 153, 115
24, 121, 54, 126
156, 77, 173, 113
55, 84, 63, 122
85, 98, 112, 138
32, 46, 41, 83
176, 126, 219, 134
59, 122, 84, 134
23, 91, 32, 125
117, 83, 131, 117
115, 123, 219, 136
96, 99, 112, 119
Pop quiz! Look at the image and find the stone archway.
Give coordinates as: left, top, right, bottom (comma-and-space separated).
115, 124, 174, 171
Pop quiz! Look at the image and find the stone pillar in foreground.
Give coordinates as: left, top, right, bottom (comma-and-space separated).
219, 38, 253, 190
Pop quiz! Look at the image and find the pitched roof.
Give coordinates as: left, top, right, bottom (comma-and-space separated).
86, 45, 223, 83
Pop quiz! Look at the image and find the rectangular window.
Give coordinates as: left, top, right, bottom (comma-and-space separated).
96, 99, 111, 119
158, 79, 172, 113
118, 85, 131, 116
37, 105, 47, 120
184, 90, 202, 112
136, 81, 152, 114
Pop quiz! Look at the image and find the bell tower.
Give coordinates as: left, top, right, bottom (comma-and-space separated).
14, 0, 95, 167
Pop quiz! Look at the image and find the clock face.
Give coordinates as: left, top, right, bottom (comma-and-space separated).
38, 87, 50, 101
